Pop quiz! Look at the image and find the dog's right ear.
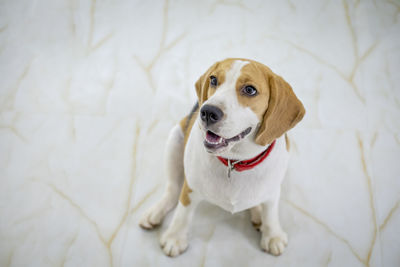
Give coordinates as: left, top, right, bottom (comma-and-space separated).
195, 74, 207, 105
195, 64, 215, 105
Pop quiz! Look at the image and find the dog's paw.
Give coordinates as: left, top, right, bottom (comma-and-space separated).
260, 231, 288, 256
138, 206, 164, 230
160, 232, 188, 257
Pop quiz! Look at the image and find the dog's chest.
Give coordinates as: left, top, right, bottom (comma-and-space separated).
184, 127, 288, 213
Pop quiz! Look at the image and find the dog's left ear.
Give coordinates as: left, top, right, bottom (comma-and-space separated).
255, 74, 305, 146
195, 66, 214, 105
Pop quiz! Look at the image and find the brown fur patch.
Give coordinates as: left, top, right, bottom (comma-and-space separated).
179, 116, 188, 133
285, 134, 290, 151
179, 180, 193, 206
235, 61, 271, 121
195, 59, 241, 105
180, 105, 199, 145
178, 104, 199, 206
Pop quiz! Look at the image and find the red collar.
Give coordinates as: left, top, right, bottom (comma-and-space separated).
217, 140, 276, 173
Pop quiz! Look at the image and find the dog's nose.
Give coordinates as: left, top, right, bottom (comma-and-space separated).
200, 105, 224, 126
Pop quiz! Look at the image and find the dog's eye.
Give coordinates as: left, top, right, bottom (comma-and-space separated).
242, 85, 257, 96
210, 76, 218, 87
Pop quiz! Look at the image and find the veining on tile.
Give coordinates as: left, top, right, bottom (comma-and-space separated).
133, 0, 186, 92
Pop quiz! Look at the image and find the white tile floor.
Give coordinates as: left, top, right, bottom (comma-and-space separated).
0, 0, 399, 266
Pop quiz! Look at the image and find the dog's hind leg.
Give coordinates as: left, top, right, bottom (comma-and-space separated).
139, 124, 185, 229
250, 205, 262, 231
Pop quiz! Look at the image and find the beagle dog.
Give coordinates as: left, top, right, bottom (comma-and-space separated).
139, 58, 305, 257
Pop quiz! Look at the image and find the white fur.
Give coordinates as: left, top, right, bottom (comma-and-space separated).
185, 123, 288, 213
140, 60, 290, 257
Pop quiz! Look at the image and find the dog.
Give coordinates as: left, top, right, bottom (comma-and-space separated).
139, 58, 305, 257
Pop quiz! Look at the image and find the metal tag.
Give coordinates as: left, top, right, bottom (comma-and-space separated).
227, 159, 238, 178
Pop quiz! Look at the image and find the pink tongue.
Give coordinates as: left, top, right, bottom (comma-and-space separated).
206, 131, 221, 142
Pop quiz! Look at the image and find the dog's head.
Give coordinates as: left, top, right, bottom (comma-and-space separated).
195, 58, 305, 157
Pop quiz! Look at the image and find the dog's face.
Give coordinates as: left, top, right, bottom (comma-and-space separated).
195, 58, 305, 156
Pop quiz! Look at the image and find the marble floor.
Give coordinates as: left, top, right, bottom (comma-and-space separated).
1, 0, 400, 266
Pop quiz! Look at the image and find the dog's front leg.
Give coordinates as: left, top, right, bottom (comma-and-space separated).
260, 190, 288, 256
160, 181, 200, 257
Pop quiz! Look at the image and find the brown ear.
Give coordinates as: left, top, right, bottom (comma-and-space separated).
255, 74, 305, 146
195, 73, 208, 105
195, 64, 216, 105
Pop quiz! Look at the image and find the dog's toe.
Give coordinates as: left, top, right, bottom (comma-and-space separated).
260, 231, 288, 256
160, 233, 188, 257
267, 237, 287, 255
139, 209, 162, 230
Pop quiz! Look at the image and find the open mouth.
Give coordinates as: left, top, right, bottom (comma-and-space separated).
204, 127, 252, 150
